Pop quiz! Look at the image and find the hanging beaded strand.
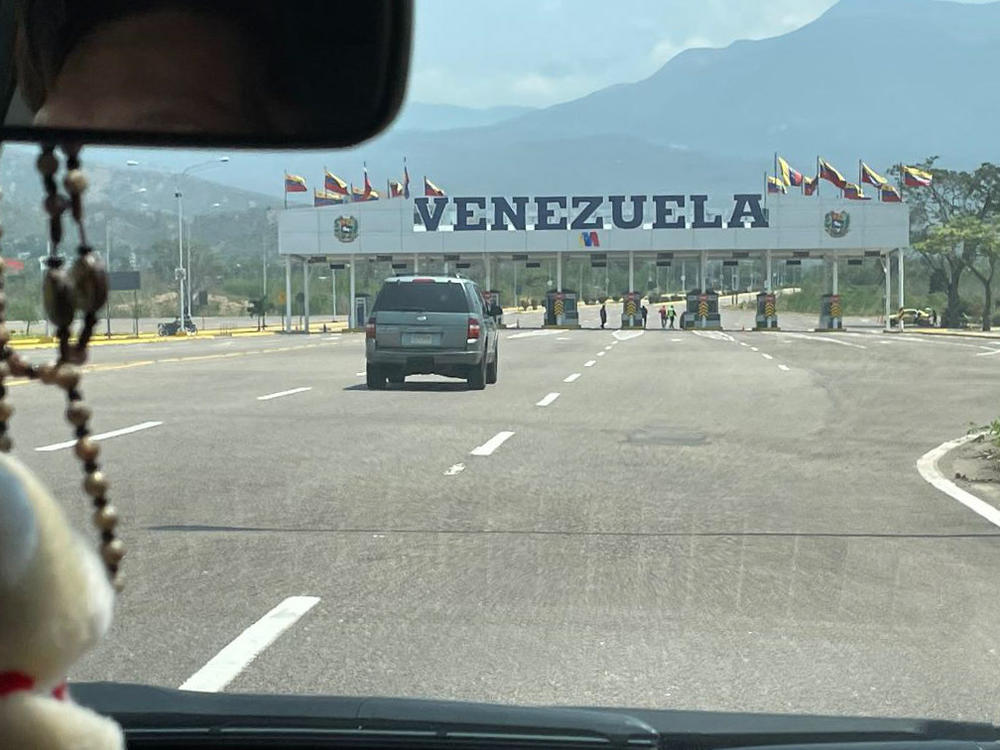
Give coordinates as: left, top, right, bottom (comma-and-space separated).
7, 143, 123, 591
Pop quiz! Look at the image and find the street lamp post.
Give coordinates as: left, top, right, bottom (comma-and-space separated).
175, 157, 229, 327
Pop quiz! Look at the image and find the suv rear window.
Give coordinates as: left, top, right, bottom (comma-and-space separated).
373, 281, 470, 313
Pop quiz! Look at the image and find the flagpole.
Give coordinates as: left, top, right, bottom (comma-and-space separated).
816, 156, 820, 198
284, 169, 287, 210
764, 170, 768, 209
773, 152, 778, 185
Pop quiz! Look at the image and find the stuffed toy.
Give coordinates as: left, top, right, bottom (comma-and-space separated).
0, 452, 124, 749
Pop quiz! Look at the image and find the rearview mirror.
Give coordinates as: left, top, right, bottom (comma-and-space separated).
0, 1, 412, 148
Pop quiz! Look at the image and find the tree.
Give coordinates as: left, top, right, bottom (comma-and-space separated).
901, 160, 1000, 327
966, 220, 1000, 331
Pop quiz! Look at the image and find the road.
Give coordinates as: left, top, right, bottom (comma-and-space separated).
11, 309, 1000, 721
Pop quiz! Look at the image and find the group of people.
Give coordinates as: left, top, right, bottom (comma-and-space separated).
598, 302, 677, 329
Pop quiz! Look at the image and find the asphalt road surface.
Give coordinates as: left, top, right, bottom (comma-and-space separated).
12, 307, 1000, 721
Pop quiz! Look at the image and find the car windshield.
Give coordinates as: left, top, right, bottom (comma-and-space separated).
6, 0, 1000, 732
373, 282, 469, 313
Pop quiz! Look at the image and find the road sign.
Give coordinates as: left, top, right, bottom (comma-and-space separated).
108, 271, 140, 291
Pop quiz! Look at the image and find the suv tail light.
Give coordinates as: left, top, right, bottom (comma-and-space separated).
365, 317, 376, 339
467, 317, 481, 341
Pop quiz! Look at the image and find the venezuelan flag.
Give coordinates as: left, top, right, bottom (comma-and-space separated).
403, 161, 411, 198
803, 175, 819, 196
902, 165, 933, 188
778, 156, 803, 187
819, 159, 846, 189
767, 176, 786, 194
424, 177, 445, 197
284, 173, 307, 193
860, 163, 887, 187
388, 179, 404, 198
324, 170, 348, 195
879, 184, 902, 203
843, 183, 867, 200
314, 189, 345, 207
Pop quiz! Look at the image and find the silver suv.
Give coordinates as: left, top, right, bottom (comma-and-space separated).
365, 276, 501, 390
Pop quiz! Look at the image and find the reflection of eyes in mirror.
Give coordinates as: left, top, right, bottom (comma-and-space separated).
15, 3, 307, 135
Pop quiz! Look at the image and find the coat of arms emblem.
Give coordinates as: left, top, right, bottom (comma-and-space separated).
335, 215, 359, 243
824, 210, 850, 238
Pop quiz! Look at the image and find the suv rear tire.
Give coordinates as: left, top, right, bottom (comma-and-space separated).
467, 357, 487, 390
366, 365, 387, 390
486, 353, 498, 384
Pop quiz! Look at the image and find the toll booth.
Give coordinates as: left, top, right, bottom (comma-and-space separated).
620, 292, 643, 328
754, 292, 779, 330
354, 293, 370, 329
484, 289, 504, 326
681, 289, 721, 329
817, 294, 843, 330
544, 290, 579, 327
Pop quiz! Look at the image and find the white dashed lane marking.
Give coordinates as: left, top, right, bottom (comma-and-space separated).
564, 373, 581, 383
536, 392, 561, 407
470, 431, 515, 456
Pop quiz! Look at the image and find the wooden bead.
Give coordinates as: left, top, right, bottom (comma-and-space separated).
0, 401, 14, 421
63, 169, 88, 195
74, 437, 99, 461
111, 572, 124, 592
70, 253, 108, 313
92, 504, 118, 531
37, 363, 56, 384
36, 151, 58, 176
54, 364, 80, 390
0, 325, 10, 345
101, 539, 125, 566
43, 193, 65, 217
0, 361, 11, 379
0, 435, 12, 452
83, 471, 108, 497
66, 402, 91, 426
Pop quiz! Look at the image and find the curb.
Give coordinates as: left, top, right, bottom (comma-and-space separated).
916, 432, 1000, 528
897, 328, 1000, 340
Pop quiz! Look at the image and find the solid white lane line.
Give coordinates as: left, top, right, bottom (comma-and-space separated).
256, 387, 312, 401
781, 332, 867, 349
917, 434, 1000, 529
536, 392, 561, 407
564, 373, 581, 383
671, 338, 683, 342
471, 431, 515, 456
556, 337, 572, 341
612, 330, 644, 341
36, 421, 163, 452
761, 353, 774, 360
778, 364, 791, 371
178, 596, 320, 693
976, 348, 1000, 357
444, 463, 466, 476
507, 330, 560, 340
584, 360, 597, 367
597, 351, 606, 357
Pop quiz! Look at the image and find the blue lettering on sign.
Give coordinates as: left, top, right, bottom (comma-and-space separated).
454, 197, 487, 231
652, 195, 686, 229
610, 195, 645, 229
534, 196, 567, 230
728, 194, 768, 228
690, 195, 722, 229
569, 196, 603, 230
490, 196, 528, 231
409, 194, 784, 231
414, 197, 449, 231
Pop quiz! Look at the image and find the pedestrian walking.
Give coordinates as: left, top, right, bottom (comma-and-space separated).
667, 305, 676, 329
931, 308, 938, 327
659, 305, 667, 329
599, 303, 607, 329
640, 305, 648, 329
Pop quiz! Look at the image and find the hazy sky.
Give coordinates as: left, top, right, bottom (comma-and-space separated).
409, 0, 993, 108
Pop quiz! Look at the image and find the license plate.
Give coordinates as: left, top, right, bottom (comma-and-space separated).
407, 333, 434, 346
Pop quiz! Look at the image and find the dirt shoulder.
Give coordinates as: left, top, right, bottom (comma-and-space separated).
942, 433, 1000, 507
